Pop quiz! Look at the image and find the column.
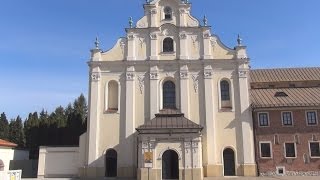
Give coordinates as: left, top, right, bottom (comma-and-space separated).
180, 65, 190, 118
179, 32, 188, 60
87, 69, 101, 166
203, 65, 216, 171
150, 66, 159, 118
202, 30, 213, 59
149, 33, 159, 60
127, 33, 136, 60
126, 66, 136, 137
238, 67, 257, 176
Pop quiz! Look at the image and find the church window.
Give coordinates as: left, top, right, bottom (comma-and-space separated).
163, 38, 174, 52
108, 80, 119, 112
163, 81, 176, 109
220, 80, 230, 101
164, 7, 172, 20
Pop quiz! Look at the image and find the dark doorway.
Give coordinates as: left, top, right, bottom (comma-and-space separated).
162, 150, 179, 179
105, 149, 117, 177
223, 148, 236, 176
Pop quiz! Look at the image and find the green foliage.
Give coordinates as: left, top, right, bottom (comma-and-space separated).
0, 112, 9, 140
9, 116, 25, 147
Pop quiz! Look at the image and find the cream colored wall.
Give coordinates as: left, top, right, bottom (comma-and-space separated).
0, 147, 14, 172
38, 147, 79, 178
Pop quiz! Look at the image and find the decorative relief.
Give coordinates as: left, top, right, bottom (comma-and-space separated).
179, 33, 187, 39
238, 70, 248, 78
137, 75, 145, 94
203, 32, 211, 39
120, 42, 126, 54
180, 71, 188, 79
150, 72, 159, 80
165, 72, 175, 78
150, 9, 157, 15
191, 74, 199, 93
142, 141, 155, 150
204, 70, 212, 79
91, 72, 101, 81
210, 38, 217, 46
126, 72, 135, 81
150, 33, 157, 40
127, 34, 135, 40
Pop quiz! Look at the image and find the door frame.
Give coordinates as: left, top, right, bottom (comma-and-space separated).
222, 147, 236, 176
162, 149, 179, 180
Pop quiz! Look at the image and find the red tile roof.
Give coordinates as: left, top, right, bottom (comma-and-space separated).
0, 139, 17, 148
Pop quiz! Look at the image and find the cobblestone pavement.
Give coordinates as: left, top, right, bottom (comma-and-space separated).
23, 177, 320, 180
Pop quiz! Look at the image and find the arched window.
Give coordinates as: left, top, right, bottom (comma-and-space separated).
108, 81, 118, 111
163, 81, 176, 109
105, 149, 117, 177
164, 7, 172, 20
220, 80, 230, 101
163, 38, 174, 52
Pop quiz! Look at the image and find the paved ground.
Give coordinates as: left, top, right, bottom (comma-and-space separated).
22, 177, 320, 180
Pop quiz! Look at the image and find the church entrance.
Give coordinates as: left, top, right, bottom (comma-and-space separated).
105, 149, 117, 177
223, 148, 236, 176
162, 150, 179, 180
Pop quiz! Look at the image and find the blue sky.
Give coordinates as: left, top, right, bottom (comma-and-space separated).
0, 0, 319, 120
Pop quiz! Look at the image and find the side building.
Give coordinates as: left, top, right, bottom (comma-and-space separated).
250, 68, 320, 176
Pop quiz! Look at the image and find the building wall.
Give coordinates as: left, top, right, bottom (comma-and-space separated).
254, 109, 320, 175
0, 147, 29, 172
38, 147, 79, 178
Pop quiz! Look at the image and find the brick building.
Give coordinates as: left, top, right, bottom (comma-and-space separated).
250, 68, 320, 176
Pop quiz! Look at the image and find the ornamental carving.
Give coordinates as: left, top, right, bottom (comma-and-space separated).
150, 72, 159, 80
127, 34, 135, 40
204, 71, 212, 79
238, 70, 248, 78
126, 72, 135, 81
137, 75, 145, 94
191, 74, 199, 93
150, 9, 157, 15
150, 33, 157, 40
91, 72, 100, 81
165, 72, 175, 78
180, 72, 188, 79
179, 33, 187, 39
203, 33, 211, 39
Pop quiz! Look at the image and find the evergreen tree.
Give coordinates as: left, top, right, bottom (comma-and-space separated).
0, 112, 9, 140
9, 116, 25, 147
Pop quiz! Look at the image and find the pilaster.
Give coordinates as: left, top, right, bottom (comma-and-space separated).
87, 68, 101, 166
127, 34, 136, 60
180, 65, 190, 118
150, 66, 159, 118
126, 66, 136, 137
203, 65, 216, 165
202, 30, 213, 59
149, 33, 159, 60
179, 32, 189, 60
238, 66, 256, 166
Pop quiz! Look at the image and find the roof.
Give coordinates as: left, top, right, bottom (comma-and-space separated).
250, 67, 320, 83
0, 139, 17, 148
137, 109, 202, 132
250, 87, 320, 108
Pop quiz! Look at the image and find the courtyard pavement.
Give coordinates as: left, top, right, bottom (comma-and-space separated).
22, 177, 320, 180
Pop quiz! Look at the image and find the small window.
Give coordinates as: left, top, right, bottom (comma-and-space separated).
164, 7, 172, 20
306, 111, 317, 125
282, 112, 293, 126
309, 142, 320, 157
284, 143, 296, 158
220, 80, 230, 101
276, 166, 285, 175
258, 113, 269, 127
259, 142, 272, 158
275, 92, 288, 97
163, 81, 176, 109
163, 38, 174, 52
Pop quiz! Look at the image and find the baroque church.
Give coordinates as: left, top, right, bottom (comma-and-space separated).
80, 0, 256, 179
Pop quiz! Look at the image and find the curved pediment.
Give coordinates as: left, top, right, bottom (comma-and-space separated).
101, 38, 127, 61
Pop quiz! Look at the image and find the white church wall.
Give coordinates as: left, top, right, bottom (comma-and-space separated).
38, 147, 79, 178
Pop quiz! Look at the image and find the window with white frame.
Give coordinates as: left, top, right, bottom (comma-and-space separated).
309, 142, 320, 157
107, 80, 119, 112
259, 142, 272, 158
164, 6, 172, 20
258, 112, 269, 127
306, 111, 317, 125
282, 112, 293, 126
284, 143, 296, 158
163, 80, 176, 109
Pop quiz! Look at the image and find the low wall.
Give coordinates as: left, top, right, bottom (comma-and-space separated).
10, 160, 38, 178
37, 146, 79, 178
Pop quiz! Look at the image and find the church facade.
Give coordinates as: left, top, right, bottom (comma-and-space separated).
79, 0, 257, 179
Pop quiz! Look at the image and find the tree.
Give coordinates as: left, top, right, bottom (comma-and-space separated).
0, 112, 9, 140
9, 116, 25, 147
